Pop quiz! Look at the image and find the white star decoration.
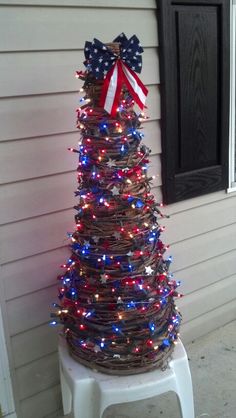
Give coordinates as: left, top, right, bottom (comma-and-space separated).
127, 251, 133, 256
106, 158, 116, 168
113, 354, 121, 359
145, 266, 154, 275
114, 231, 121, 240
94, 345, 101, 353
100, 273, 108, 283
111, 186, 120, 196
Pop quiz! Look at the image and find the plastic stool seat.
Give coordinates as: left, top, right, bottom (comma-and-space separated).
59, 336, 194, 418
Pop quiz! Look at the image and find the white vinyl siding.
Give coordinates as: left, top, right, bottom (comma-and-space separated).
0, 2, 159, 417
0, 2, 236, 418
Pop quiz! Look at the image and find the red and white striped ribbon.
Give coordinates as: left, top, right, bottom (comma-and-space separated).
100, 60, 148, 117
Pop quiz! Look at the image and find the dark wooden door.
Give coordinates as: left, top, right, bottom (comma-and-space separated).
157, 0, 230, 204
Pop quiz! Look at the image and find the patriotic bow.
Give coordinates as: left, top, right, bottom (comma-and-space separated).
84, 33, 148, 116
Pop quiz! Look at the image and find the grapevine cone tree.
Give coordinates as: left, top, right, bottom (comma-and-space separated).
52, 33, 181, 375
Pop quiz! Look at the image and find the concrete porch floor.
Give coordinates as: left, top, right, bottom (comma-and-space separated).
59, 320, 236, 418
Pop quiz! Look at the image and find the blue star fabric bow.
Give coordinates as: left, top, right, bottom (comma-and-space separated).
84, 33, 143, 80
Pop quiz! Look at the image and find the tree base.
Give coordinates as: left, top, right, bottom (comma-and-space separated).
66, 334, 175, 375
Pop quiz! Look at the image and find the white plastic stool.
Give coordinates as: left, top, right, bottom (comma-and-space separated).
59, 336, 194, 418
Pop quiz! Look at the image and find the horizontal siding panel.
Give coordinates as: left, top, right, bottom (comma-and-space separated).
149, 154, 162, 186
3, 247, 69, 301
0, 121, 161, 184
0, 0, 156, 6
178, 274, 236, 323
152, 185, 163, 203
170, 224, 236, 272
164, 194, 236, 243
176, 249, 236, 295
1, 158, 161, 225
147, 120, 161, 154
16, 352, 59, 400
0, 210, 74, 264
11, 324, 58, 368
0, 86, 160, 141
0, 7, 158, 52
6, 285, 57, 335
20, 384, 61, 418
0, 48, 159, 97
166, 190, 232, 214
0, 173, 76, 225
181, 300, 236, 344
0, 132, 79, 184
0, 92, 79, 142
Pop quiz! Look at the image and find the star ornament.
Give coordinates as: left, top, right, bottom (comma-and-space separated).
100, 273, 108, 283
83, 240, 90, 247
111, 186, 120, 196
113, 354, 121, 359
145, 266, 154, 275
94, 344, 101, 353
106, 158, 116, 168
114, 231, 121, 240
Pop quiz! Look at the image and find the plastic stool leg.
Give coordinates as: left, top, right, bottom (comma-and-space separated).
60, 364, 72, 415
173, 358, 195, 418
99, 398, 113, 418
73, 379, 101, 418
177, 385, 195, 418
